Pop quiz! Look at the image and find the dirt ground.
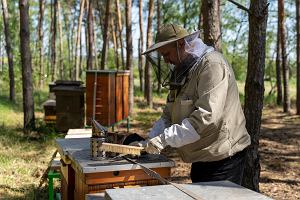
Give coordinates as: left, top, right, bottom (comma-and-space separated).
128, 102, 300, 200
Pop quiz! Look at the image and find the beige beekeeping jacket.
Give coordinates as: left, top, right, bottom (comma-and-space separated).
162, 51, 251, 163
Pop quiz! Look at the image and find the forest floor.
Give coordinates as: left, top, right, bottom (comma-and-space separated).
0, 95, 299, 199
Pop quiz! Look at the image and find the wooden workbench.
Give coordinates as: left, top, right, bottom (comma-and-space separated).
103, 180, 273, 200
56, 138, 175, 200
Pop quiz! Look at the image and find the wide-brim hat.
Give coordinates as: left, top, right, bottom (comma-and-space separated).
142, 24, 200, 55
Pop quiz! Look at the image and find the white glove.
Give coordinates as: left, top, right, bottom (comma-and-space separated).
129, 134, 167, 154
129, 140, 147, 147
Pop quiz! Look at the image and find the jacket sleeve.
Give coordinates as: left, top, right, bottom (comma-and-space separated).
187, 61, 230, 138
163, 61, 230, 148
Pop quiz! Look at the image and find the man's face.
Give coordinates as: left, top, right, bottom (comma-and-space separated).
157, 43, 181, 66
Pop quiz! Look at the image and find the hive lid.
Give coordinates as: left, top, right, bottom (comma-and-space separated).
55, 80, 83, 86
86, 70, 117, 74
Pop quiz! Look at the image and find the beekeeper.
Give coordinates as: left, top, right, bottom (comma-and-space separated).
132, 24, 250, 185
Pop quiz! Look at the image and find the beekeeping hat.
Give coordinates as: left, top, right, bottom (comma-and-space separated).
142, 25, 201, 89
142, 24, 200, 55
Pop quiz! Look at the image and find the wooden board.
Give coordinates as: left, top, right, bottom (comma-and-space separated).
67, 128, 92, 135
104, 181, 273, 200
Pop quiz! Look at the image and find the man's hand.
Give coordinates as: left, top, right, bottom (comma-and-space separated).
129, 135, 167, 154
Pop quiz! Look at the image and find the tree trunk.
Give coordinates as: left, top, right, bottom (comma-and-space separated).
93, 14, 99, 69
115, 0, 125, 69
138, 0, 144, 92
0, 33, 2, 73
37, 0, 45, 88
157, 0, 161, 94
50, 0, 57, 81
198, 1, 203, 31
145, 0, 154, 108
87, 0, 94, 70
75, 0, 85, 80
202, 0, 222, 51
279, 0, 290, 112
19, 0, 35, 133
276, 13, 283, 105
242, 0, 268, 192
100, 0, 111, 70
1, 0, 15, 102
125, 0, 134, 115
63, 3, 72, 79
79, 26, 83, 77
296, 0, 300, 114
183, 0, 188, 28
57, 0, 64, 79
111, 16, 119, 69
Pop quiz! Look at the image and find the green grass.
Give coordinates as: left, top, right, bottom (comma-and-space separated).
0, 94, 62, 199
237, 79, 297, 107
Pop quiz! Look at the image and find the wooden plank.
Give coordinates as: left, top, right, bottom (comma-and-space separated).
115, 74, 123, 122
61, 163, 75, 200
67, 128, 92, 135
100, 143, 144, 156
75, 170, 89, 200
122, 74, 129, 119
85, 168, 170, 185
65, 134, 92, 139
105, 181, 273, 200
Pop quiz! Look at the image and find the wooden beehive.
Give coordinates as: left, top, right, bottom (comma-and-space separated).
86, 70, 129, 126
43, 99, 56, 123
53, 81, 85, 132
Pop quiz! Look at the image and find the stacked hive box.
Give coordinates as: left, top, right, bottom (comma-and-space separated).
52, 80, 85, 132
86, 70, 129, 126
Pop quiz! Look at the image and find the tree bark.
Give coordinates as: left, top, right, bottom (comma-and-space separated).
50, 0, 57, 81
157, 0, 161, 94
276, 12, 283, 105
75, 0, 85, 80
111, 16, 119, 69
57, 0, 64, 79
63, 3, 72, 79
138, 0, 144, 92
37, 0, 45, 88
93, 14, 99, 69
100, 0, 111, 70
198, 1, 203, 31
19, 0, 35, 132
79, 26, 83, 77
183, 0, 188, 28
279, 0, 290, 112
125, 0, 134, 115
115, 0, 125, 69
202, 0, 222, 51
145, 0, 154, 108
0, 32, 2, 73
1, 0, 15, 102
242, 0, 268, 192
296, 0, 300, 114
87, 0, 94, 70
